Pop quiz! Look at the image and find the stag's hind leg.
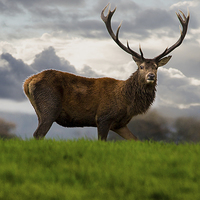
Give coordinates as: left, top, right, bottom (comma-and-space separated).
113, 126, 138, 141
33, 103, 61, 139
33, 119, 54, 139
28, 86, 62, 139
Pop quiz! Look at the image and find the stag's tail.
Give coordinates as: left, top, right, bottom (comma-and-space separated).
23, 75, 37, 100
23, 77, 32, 97
23, 75, 39, 116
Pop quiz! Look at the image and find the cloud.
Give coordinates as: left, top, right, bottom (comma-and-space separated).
134, 9, 175, 30
0, 1, 22, 15
170, 1, 199, 9
0, 53, 35, 100
157, 67, 200, 109
0, 44, 199, 120
0, 46, 199, 112
170, 0, 199, 29
0, 0, 86, 16
31, 46, 101, 77
2, 0, 199, 41
0, 46, 100, 101
163, 43, 200, 80
0, 0, 200, 119
31, 46, 77, 73
79, 65, 102, 78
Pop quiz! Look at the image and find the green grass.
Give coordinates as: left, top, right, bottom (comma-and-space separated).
0, 139, 200, 200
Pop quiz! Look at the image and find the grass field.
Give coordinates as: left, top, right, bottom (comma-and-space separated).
0, 139, 200, 200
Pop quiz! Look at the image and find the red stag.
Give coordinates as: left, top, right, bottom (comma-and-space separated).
23, 4, 189, 140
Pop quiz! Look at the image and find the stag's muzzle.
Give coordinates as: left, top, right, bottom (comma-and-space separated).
146, 73, 156, 83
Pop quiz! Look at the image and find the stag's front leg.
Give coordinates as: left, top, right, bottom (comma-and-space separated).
97, 120, 112, 141
113, 126, 138, 141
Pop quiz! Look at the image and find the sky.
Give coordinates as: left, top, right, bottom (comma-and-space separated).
0, 0, 200, 138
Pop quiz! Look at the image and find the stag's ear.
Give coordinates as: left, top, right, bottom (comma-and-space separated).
158, 56, 172, 67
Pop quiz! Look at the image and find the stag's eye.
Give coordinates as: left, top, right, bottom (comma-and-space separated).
140, 65, 144, 69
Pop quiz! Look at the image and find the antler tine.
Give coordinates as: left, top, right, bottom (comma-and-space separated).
101, 4, 116, 25
154, 9, 190, 61
116, 21, 122, 41
127, 41, 144, 60
177, 11, 186, 22
101, 4, 141, 59
139, 44, 144, 60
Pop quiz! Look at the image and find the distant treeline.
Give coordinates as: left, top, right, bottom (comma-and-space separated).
1, 110, 200, 142
108, 110, 200, 143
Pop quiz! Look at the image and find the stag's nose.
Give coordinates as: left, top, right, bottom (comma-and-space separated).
147, 73, 155, 83
147, 73, 155, 80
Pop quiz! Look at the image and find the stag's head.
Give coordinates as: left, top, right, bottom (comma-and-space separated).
101, 4, 190, 85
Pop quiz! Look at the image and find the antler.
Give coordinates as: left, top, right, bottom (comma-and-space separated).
101, 4, 143, 60
154, 10, 190, 61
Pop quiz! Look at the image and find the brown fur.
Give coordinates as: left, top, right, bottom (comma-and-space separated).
23, 56, 171, 140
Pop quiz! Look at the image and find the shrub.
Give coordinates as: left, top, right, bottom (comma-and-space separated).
0, 118, 16, 139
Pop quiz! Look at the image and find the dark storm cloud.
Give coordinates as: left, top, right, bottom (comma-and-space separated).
35, 6, 180, 40
37, 19, 103, 38
80, 65, 102, 78
0, 0, 85, 15
0, 46, 99, 101
31, 47, 77, 73
134, 9, 175, 30
1, 0, 199, 41
59, 5, 197, 39
0, 45, 199, 111
0, 1, 23, 15
0, 53, 35, 100
94, 0, 140, 15
31, 47, 101, 77
23, 0, 85, 7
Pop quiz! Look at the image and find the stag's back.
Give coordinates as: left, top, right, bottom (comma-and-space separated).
23, 70, 124, 127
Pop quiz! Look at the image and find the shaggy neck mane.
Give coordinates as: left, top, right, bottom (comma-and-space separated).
122, 70, 156, 115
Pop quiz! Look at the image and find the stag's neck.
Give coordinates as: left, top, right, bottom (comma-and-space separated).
122, 70, 156, 115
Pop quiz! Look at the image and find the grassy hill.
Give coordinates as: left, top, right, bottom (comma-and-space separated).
0, 139, 200, 200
